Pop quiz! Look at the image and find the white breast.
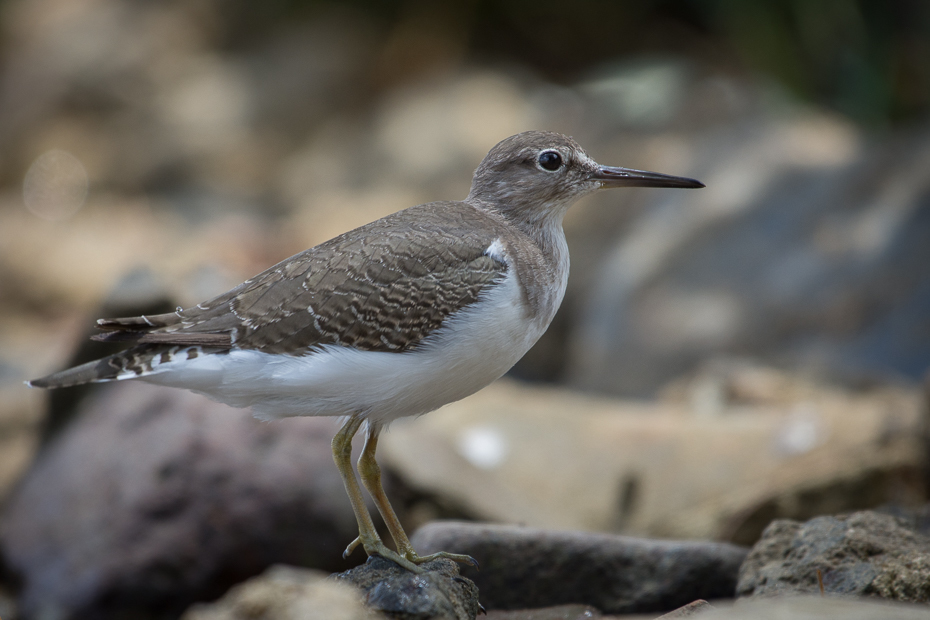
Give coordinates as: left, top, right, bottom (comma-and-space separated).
142, 244, 562, 424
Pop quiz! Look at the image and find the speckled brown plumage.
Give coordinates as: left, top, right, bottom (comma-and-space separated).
92, 201, 512, 357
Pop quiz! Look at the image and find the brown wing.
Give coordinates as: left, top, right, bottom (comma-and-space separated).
93, 202, 509, 354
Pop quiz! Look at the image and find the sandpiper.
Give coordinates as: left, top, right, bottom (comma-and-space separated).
30, 131, 703, 572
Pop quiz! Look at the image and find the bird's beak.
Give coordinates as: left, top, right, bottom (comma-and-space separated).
593, 165, 705, 189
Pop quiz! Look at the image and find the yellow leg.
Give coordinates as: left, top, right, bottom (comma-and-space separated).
332, 416, 419, 572
358, 422, 478, 569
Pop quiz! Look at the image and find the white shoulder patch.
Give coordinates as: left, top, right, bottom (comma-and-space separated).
485, 238, 507, 262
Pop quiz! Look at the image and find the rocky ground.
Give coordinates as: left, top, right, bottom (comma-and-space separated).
1, 0, 930, 619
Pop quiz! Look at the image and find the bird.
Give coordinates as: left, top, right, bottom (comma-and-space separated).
29, 131, 704, 573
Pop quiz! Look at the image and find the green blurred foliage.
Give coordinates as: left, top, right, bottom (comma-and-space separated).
470, 0, 930, 127
339, 0, 930, 127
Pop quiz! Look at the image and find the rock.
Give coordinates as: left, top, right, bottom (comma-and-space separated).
333, 556, 479, 620
737, 511, 930, 601
567, 113, 930, 397
0, 584, 17, 620
381, 378, 927, 544
483, 602, 716, 619
410, 521, 747, 614
0, 381, 374, 620
484, 604, 605, 619
656, 600, 715, 618
0, 381, 42, 508
181, 564, 375, 620
702, 596, 930, 619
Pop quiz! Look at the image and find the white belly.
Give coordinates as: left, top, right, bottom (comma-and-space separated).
142, 268, 554, 424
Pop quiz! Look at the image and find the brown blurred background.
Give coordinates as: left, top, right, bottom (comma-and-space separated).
1, 0, 930, 618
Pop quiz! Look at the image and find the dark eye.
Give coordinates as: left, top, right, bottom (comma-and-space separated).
538, 150, 563, 171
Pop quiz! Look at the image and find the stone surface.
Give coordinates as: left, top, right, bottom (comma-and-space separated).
567, 116, 930, 396
181, 564, 376, 620
0, 585, 17, 620
333, 556, 479, 620
0, 381, 372, 620
656, 600, 715, 618
410, 521, 747, 614
0, 383, 41, 509
482, 602, 717, 620
485, 605, 604, 619
703, 596, 930, 619
382, 377, 926, 544
737, 511, 930, 601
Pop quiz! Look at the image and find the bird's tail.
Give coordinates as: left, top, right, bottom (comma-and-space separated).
28, 344, 217, 389
28, 354, 134, 388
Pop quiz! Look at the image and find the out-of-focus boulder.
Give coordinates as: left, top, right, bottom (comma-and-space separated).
737, 511, 930, 601
181, 564, 376, 620
483, 604, 610, 619
566, 113, 930, 396
0, 383, 42, 509
703, 596, 930, 620
380, 375, 927, 544
0, 381, 372, 620
0, 584, 16, 620
410, 521, 746, 614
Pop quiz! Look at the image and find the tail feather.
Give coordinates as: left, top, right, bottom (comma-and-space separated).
28, 344, 223, 389
28, 353, 137, 388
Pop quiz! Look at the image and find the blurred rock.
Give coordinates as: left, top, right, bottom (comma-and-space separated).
0, 0, 377, 197
410, 521, 746, 614
0, 585, 17, 620
0, 381, 372, 620
737, 511, 930, 601
656, 600, 715, 619
659, 358, 845, 411
484, 605, 606, 620
0, 382, 42, 509
567, 114, 930, 396
703, 596, 930, 620
181, 564, 375, 620
333, 556, 479, 620
381, 378, 927, 544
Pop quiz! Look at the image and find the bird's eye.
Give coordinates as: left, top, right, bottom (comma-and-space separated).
538, 150, 563, 171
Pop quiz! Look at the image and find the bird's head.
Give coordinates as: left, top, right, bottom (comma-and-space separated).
467, 131, 703, 225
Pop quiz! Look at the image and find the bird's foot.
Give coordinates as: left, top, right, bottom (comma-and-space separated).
343, 536, 424, 573
402, 549, 480, 570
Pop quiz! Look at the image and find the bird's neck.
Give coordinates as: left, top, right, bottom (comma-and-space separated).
467, 197, 571, 326
467, 196, 571, 260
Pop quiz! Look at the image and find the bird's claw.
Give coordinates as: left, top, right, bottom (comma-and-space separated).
404, 550, 479, 570
342, 536, 361, 559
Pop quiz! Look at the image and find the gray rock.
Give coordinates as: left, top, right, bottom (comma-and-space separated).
657, 600, 715, 618
410, 521, 748, 614
382, 377, 926, 544
1, 381, 370, 620
333, 556, 479, 620
484, 604, 604, 619
737, 511, 930, 601
182, 564, 376, 620
0, 585, 17, 620
567, 116, 930, 397
704, 596, 930, 619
